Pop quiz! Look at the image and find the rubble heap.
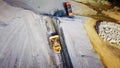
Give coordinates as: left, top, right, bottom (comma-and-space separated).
96, 21, 120, 45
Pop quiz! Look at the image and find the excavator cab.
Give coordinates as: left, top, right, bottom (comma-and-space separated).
49, 35, 61, 53
64, 1, 73, 17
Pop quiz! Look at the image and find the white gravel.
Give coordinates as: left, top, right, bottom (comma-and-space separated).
0, 1, 55, 68
0, 0, 104, 68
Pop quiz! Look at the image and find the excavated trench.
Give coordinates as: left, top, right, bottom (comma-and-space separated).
44, 16, 73, 68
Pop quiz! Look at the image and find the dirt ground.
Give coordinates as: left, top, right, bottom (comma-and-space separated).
74, 0, 120, 23
74, 1, 120, 68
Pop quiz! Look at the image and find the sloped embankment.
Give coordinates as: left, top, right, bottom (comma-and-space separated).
0, 1, 55, 68
85, 18, 120, 68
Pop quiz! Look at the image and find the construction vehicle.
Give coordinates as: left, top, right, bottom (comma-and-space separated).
49, 35, 61, 53
64, 1, 73, 17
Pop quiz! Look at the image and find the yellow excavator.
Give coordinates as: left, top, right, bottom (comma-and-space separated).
49, 35, 61, 53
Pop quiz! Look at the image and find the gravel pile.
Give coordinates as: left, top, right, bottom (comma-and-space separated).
96, 21, 120, 45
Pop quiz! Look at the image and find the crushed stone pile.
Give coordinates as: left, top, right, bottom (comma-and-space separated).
96, 21, 120, 45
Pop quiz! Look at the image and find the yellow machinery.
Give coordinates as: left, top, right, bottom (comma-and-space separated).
49, 35, 61, 53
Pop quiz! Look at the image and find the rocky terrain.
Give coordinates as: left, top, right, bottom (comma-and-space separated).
0, 0, 120, 68
0, 0, 104, 68
96, 21, 120, 46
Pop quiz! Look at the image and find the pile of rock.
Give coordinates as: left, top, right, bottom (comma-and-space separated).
96, 21, 120, 45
